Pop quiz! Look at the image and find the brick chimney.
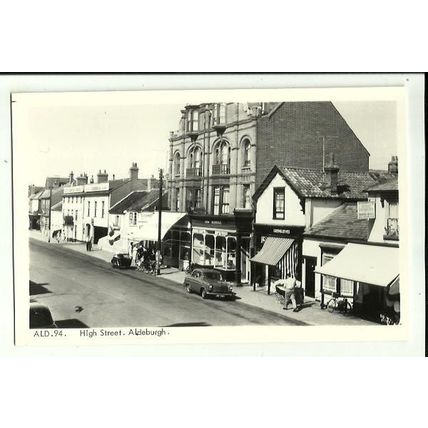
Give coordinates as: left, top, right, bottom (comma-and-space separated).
69, 171, 74, 184
90, 175, 94, 184
76, 173, 88, 185
129, 162, 139, 181
388, 156, 398, 175
324, 152, 340, 194
97, 169, 108, 183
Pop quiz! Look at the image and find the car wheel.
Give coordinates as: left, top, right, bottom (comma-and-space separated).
186, 284, 192, 293
201, 288, 207, 299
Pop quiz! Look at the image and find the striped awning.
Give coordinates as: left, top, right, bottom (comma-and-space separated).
250, 237, 295, 266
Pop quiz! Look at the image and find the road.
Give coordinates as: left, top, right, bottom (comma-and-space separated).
29, 239, 305, 328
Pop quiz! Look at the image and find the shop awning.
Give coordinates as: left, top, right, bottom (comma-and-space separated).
129, 211, 188, 242
250, 237, 295, 266
314, 243, 399, 287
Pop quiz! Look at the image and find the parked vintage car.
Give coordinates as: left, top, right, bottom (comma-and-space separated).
184, 268, 235, 300
111, 253, 132, 269
30, 302, 57, 329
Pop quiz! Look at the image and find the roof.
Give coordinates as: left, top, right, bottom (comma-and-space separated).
45, 177, 69, 188
39, 187, 64, 205
51, 201, 62, 211
250, 237, 295, 266
29, 190, 44, 200
304, 203, 369, 241
366, 177, 398, 192
314, 243, 399, 287
253, 165, 379, 202
110, 189, 166, 214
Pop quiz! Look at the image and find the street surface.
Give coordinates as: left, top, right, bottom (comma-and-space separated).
29, 239, 305, 328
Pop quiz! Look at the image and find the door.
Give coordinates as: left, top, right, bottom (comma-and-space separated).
304, 256, 317, 298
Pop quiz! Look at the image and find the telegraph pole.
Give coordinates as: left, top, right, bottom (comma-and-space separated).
156, 168, 163, 276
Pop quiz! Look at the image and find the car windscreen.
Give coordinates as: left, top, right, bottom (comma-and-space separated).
203, 272, 222, 281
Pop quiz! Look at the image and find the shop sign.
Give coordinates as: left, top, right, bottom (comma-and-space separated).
273, 228, 290, 234
64, 185, 84, 194
357, 201, 376, 219
204, 220, 222, 225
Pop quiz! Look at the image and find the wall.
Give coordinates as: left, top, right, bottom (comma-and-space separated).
255, 173, 305, 226
367, 195, 399, 244
305, 198, 343, 228
256, 102, 370, 188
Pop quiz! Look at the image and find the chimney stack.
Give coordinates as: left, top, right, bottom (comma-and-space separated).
324, 152, 340, 194
129, 162, 139, 181
388, 156, 398, 175
97, 169, 109, 183
69, 171, 74, 184
76, 173, 88, 186
90, 175, 94, 184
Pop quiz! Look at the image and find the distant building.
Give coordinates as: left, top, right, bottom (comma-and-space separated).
61, 163, 158, 243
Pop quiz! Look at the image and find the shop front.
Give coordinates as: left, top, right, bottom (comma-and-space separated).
190, 211, 252, 284
315, 243, 400, 322
250, 224, 304, 294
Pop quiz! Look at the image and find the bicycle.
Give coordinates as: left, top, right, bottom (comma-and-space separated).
326, 292, 353, 315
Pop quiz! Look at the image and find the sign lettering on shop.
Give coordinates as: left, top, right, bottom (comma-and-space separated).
273, 229, 290, 234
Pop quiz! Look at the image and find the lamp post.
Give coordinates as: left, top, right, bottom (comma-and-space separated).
156, 168, 163, 276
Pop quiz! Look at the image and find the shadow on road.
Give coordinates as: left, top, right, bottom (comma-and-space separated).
29, 280, 51, 296
55, 319, 89, 328
163, 322, 212, 327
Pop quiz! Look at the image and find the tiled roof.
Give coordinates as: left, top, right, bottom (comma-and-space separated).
45, 177, 69, 188
281, 166, 378, 199
366, 177, 398, 192
304, 203, 369, 241
29, 190, 44, 200
110, 189, 166, 214
51, 201, 62, 211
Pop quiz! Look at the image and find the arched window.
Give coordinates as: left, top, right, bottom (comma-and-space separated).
188, 146, 202, 177
213, 140, 230, 174
174, 152, 181, 176
242, 138, 251, 167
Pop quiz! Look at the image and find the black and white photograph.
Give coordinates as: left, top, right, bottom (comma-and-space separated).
9, 83, 417, 346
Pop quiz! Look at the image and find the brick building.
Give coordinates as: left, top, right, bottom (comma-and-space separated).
167, 102, 370, 284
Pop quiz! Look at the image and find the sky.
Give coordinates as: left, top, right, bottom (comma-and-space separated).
15, 97, 398, 186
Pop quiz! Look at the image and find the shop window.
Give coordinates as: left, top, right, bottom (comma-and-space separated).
227, 236, 236, 269
215, 236, 226, 267
341, 279, 354, 297
273, 187, 285, 219
323, 275, 337, 293
192, 233, 205, 265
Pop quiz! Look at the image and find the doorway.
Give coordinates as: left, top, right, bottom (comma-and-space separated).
304, 256, 317, 298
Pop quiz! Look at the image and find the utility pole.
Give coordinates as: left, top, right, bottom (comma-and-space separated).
156, 168, 163, 276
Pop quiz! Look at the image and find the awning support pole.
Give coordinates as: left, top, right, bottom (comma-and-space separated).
156, 168, 163, 276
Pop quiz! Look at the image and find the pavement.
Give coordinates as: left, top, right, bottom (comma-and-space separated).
28, 229, 376, 326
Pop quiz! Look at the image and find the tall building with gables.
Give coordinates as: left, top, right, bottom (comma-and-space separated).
166, 102, 370, 284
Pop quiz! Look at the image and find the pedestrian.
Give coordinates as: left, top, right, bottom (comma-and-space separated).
86, 239, 89, 251
275, 274, 299, 312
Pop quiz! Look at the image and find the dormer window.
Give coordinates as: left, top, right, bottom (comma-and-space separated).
186, 109, 199, 133
212, 103, 226, 126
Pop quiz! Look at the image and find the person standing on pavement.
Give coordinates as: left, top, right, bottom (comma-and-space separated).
275, 274, 299, 312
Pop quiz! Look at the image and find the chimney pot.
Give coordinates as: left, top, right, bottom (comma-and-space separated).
388, 156, 398, 175
324, 152, 340, 194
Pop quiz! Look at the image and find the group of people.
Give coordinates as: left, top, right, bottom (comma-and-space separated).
129, 242, 157, 274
